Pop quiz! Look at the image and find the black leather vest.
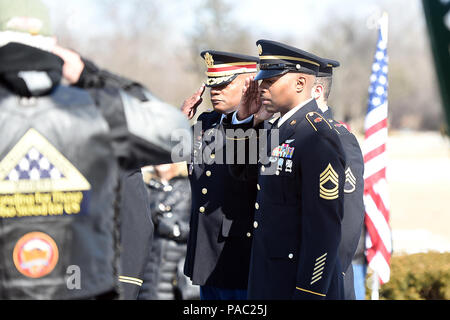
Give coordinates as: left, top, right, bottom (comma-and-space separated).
0, 85, 119, 299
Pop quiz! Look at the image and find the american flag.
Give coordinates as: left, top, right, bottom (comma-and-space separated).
6, 147, 64, 182
363, 13, 392, 285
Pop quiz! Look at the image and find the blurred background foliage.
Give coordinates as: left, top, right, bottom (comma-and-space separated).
371, 252, 450, 300
44, 0, 444, 135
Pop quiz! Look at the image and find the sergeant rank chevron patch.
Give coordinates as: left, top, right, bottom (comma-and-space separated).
319, 163, 339, 200
344, 167, 356, 193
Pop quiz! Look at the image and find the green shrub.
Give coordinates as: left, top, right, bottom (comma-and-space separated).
367, 252, 450, 300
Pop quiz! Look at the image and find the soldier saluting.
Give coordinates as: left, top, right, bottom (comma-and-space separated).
226, 39, 347, 299
180, 51, 259, 300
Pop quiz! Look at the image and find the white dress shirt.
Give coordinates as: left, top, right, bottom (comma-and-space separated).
276, 98, 313, 128
231, 98, 314, 127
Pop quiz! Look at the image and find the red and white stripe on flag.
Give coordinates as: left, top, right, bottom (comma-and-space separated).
363, 12, 392, 284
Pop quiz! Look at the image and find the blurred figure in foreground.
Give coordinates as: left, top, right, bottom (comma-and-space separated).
0, 0, 190, 299
138, 163, 199, 300
52, 45, 192, 299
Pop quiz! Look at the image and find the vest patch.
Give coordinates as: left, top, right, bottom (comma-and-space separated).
0, 128, 91, 218
13, 231, 59, 278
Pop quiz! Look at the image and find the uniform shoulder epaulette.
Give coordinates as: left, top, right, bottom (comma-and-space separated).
327, 119, 351, 135
305, 112, 333, 132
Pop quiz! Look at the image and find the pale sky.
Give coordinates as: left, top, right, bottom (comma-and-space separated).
42, 0, 425, 44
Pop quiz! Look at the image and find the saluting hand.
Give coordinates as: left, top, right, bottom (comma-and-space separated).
236, 76, 261, 121
181, 84, 206, 120
253, 106, 275, 126
52, 45, 85, 85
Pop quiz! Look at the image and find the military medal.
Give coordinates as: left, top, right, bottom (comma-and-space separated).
277, 158, 284, 173
285, 159, 293, 173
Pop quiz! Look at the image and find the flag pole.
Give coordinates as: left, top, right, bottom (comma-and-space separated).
371, 271, 380, 300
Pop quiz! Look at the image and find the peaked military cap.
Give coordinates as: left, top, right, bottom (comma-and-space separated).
255, 39, 324, 80
200, 50, 259, 88
318, 58, 340, 77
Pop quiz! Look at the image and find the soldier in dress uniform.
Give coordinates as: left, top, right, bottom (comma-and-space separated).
313, 59, 340, 119
180, 51, 259, 300
226, 39, 347, 299
312, 59, 365, 299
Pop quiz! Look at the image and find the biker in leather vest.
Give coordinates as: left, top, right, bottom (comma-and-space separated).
0, 42, 191, 299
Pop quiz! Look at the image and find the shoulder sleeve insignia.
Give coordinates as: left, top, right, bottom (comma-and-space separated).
319, 163, 339, 200
344, 167, 356, 193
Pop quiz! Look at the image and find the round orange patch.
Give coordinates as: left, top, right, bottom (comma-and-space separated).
13, 232, 59, 278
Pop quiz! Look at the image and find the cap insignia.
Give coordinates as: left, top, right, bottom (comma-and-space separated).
257, 44, 263, 56
204, 52, 214, 68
